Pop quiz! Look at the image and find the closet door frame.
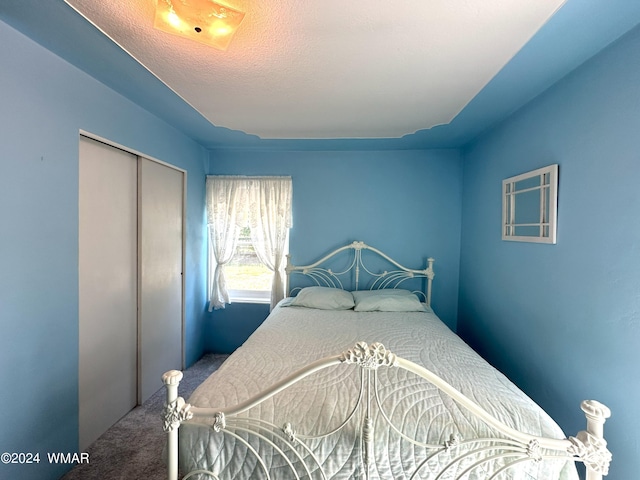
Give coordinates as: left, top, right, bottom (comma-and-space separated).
80, 130, 187, 372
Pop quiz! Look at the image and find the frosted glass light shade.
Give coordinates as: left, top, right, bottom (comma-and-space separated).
154, 0, 245, 50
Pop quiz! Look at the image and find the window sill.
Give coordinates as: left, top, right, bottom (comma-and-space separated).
228, 290, 270, 304
229, 297, 270, 305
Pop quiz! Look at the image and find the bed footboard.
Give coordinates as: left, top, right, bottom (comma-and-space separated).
162, 342, 611, 480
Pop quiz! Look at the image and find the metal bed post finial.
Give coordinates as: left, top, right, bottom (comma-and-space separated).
574, 400, 612, 480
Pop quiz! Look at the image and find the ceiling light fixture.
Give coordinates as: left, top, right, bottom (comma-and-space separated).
154, 0, 245, 50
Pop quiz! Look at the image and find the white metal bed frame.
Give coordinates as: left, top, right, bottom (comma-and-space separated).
284, 240, 435, 305
162, 241, 611, 480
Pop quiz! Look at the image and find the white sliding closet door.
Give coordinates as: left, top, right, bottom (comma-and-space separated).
138, 158, 184, 403
79, 137, 138, 451
79, 136, 185, 449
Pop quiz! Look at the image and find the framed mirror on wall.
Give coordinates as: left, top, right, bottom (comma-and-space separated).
502, 164, 558, 244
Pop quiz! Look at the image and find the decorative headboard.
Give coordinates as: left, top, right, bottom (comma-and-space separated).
285, 240, 435, 306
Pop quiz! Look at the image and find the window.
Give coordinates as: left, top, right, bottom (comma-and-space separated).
206, 176, 292, 311
225, 226, 281, 303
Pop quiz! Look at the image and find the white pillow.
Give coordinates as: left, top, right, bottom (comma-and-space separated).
288, 286, 355, 310
351, 289, 414, 301
352, 289, 426, 312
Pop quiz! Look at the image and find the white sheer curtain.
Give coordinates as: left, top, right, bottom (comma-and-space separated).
206, 177, 248, 311
206, 176, 292, 311
248, 177, 293, 310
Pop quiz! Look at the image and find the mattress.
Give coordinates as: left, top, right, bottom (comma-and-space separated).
178, 302, 579, 479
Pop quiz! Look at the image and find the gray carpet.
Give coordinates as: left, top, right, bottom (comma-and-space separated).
61, 354, 228, 480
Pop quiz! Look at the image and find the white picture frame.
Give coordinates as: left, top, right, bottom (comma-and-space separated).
502, 164, 558, 244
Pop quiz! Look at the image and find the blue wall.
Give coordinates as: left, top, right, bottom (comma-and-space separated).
0, 23, 208, 480
459, 25, 640, 478
206, 149, 463, 352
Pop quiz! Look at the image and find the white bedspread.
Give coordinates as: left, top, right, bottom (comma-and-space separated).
179, 303, 579, 479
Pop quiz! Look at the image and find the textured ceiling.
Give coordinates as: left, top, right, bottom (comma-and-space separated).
3, 1, 640, 149
63, 0, 566, 139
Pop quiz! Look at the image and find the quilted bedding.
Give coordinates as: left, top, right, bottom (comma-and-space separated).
179, 302, 579, 479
